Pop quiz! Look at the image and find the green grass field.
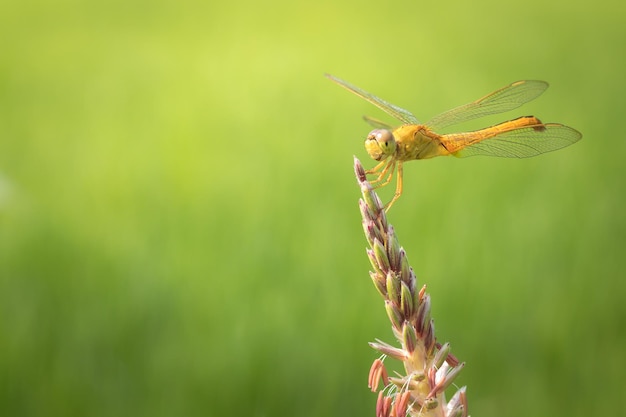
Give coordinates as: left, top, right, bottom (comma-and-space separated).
1, 0, 625, 416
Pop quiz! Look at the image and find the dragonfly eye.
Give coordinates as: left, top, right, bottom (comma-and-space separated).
365, 129, 396, 161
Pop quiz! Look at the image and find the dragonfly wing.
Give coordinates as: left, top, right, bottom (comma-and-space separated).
452, 123, 582, 158
363, 115, 394, 129
426, 80, 549, 130
325, 74, 420, 125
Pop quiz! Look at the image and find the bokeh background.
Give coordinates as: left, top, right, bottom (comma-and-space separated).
1, 0, 624, 416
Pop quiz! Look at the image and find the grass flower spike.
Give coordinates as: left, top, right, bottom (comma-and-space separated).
355, 157, 468, 417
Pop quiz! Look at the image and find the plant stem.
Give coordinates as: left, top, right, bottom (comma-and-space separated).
355, 157, 468, 417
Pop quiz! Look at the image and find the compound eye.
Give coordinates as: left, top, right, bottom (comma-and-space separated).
370, 129, 396, 151
374, 129, 394, 147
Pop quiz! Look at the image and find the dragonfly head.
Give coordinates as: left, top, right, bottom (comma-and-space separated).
365, 129, 396, 161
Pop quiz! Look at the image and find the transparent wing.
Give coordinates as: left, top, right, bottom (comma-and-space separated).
451, 123, 582, 158
363, 115, 394, 129
426, 80, 549, 131
325, 74, 420, 125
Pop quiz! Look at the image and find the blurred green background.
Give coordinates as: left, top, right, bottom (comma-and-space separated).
1, 0, 624, 416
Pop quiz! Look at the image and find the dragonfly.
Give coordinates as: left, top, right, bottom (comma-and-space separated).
326, 74, 582, 211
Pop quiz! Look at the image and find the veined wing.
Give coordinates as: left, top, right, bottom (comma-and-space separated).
325, 74, 420, 125
363, 115, 394, 129
426, 80, 549, 131
448, 123, 582, 158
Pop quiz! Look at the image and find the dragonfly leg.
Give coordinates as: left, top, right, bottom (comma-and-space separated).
373, 162, 395, 189
384, 162, 403, 212
368, 160, 395, 187
365, 160, 388, 178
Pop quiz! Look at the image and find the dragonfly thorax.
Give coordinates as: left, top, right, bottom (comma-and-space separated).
365, 129, 397, 161
392, 124, 448, 160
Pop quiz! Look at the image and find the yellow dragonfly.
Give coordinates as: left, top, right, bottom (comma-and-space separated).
326, 74, 582, 210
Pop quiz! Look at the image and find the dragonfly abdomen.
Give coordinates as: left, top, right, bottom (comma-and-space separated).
441, 116, 544, 153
